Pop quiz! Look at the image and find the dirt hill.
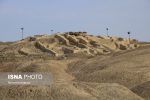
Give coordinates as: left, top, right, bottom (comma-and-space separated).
0, 32, 139, 58
0, 32, 149, 100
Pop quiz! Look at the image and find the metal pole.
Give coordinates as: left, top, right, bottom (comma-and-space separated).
21, 28, 24, 40
106, 28, 109, 36
51, 30, 53, 34
128, 32, 131, 44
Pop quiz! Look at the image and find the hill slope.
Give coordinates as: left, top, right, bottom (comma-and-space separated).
0, 32, 149, 100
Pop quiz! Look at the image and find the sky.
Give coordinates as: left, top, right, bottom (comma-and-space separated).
0, 0, 150, 42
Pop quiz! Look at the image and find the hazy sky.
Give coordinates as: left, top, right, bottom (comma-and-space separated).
0, 0, 150, 41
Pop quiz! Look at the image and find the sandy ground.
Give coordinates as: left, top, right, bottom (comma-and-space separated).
0, 33, 149, 100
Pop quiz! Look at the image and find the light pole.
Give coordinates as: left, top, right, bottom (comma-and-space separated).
51, 30, 53, 34
106, 28, 109, 36
128, 32, 131, 44
21, 28, 24, 40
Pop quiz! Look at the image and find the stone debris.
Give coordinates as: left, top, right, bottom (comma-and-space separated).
89, 48, 97, 55
99, 36, 110, 39
96, 48, 105, 54
89, 40, 101, 47
129, 44, 139, 49
77, 36, 89, 45
35, 41, 58, 56
117, 37, 124, 41
28, 37, 36, 41
18, 48, 30, 56
67, 35, 78, 44
18, 48, 37, 56
67, 32, 87, 36
17, 32, 139, 57
119, 44, 128, 50
77, 43, 88, 48
62, 47, 79, 54
102, 49, 110, 53
55, 34, 69, 45
97, 36, 104, 39
82, 49, 92, 55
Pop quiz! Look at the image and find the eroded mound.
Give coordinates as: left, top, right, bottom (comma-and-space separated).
0, 32, 139, 60
0, 32, 149, 100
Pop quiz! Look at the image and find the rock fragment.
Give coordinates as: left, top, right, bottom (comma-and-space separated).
35, 41, 58, 56
55, 34, 69, 45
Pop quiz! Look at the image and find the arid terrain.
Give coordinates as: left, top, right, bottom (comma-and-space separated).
0, 32, 150, 100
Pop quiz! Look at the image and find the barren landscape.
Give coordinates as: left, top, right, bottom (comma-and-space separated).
0, 32, 150, 100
